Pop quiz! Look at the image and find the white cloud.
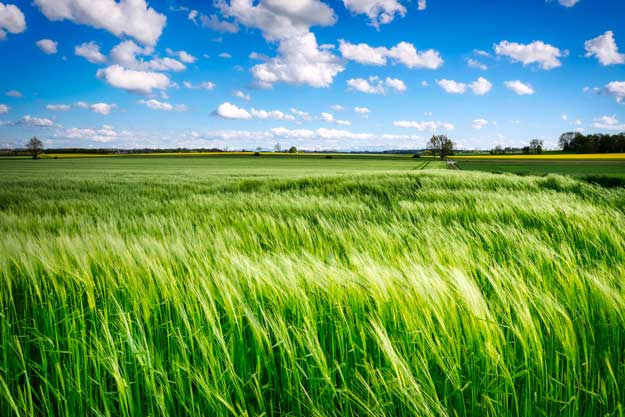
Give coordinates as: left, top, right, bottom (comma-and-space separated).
418, 0, 426, 10
20, 115, 55, 127
5, 90, 22, 97
437, 78, 492, 95
0, 103, 8, 114
183, 81, 216, 90
606, 81, 625, 103
472, 118, 489, 129
97, 65, 171, 94
470, 77, 493, 95
387, 42, 443, 69
61, 125, 125, 143
592, 115, 625, 131
36, 39, 58, 54
219, 52, 232, 58
234, 90, 251, 101
110, 40, 186, 72
220, 0, 344, 88
250, 33, 344, 88
166, 48, 197, 64
354, 106, 370, 115
393, 120, 455, 131
339, 40, 387, 65
437, 79, 466, 94
467, 58, 487, 70
33, 0, 166, 46
90, 102, 116, 115
342, 0, 406, 27
251, 108, 295, 121
504, 80, 535, 95
347, 76, 405, 94
47, 104, 71, 111
330, 104, 344, 111
75, 41, 106, 63
138, 99, 186, 111
494, 40, 565, 70
584, 31, 624, 66
188, 10, 198, 24
320, 112, 350, 125
561, 114, 568, 121
0, 2, 26, 40
385, 77, 407, 93
574, 119, 582, 126
74, 101, 89, 108
201, 14, 239, 33
216, 102, 252, 119
291, 108, 312, 120
552, 0, 580, 7
339, 40, 443, 69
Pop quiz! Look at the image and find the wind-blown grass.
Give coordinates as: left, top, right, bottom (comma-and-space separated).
1, 158, 624, 416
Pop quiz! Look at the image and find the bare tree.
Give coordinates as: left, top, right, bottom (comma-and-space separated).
529, 139, 543, 154
427, 135, 455, 159
26, 137, 44, 160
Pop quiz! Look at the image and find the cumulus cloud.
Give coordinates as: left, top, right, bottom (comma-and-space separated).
320, 112, 350, 126
347, 76, 406, 94
97, 65, 171, 94
472, 118, 489, 129
342, 0, 406, 27
5, 90, 22, 97
33, 0, 166, 46
61, 125, 126, 143
0, 2, 26, 40
166, 48, 197, 64
494, 40, 565, 70
220, 0, 344, 88
504, 80, 535, 95
467, 58, 487, 70
36, 39, 58, 54
592, 115, 625, 131
437, 77, 492, 95
354, 106, 370, 115
75, 41, 106, 63
90, 103, 116, 115
330, 104, 344, 111
183, 81, 216, 90
19, 115, 55, 127
110, 40, 186, 72
219, 52, 232, 58
216, 102, 252, 119
605, 81, 625, 103
47, 104, 71, 111
201, 14, 239, 33
0, 103, 8, 114
234, 90, 251, 101
138, 99, 186, 111
251, 108, 296, 121
393, 120, 455, 131
584, 31, 624, 66
339, 40, 443, 69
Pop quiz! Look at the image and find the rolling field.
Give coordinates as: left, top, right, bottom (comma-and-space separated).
1, 156, 625, 416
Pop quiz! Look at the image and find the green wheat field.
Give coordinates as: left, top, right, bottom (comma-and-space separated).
1, 156, 625, 417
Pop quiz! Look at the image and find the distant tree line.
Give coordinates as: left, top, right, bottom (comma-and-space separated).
559, 131, 625, 153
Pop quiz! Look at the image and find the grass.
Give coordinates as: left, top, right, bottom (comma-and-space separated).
1, 156, 625, 417
457, 158, 625, 185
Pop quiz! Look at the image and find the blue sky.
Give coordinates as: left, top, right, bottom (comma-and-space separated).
0, 0, 624, 151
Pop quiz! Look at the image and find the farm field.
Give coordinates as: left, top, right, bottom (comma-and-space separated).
1, 156, 625, 417
455, 155, 625, 182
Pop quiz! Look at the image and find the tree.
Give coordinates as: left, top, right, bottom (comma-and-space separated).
288, 146, 297, 154
274, 143, 281, 153
529, 139, 543, 154
427, 135, 454, 159
26, 137, 44, 159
